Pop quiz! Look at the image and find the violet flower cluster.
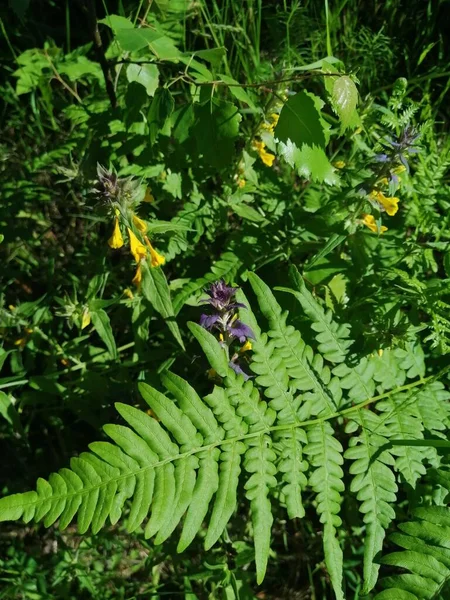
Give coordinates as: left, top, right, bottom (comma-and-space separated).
199, 280, 254, 379
375, 125, 420, 182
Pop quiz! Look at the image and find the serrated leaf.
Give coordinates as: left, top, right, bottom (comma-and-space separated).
332, 76, 358, 133
278, 139, 339, 185
275, 91, 327, 149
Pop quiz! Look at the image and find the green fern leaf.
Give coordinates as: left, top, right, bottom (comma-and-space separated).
375, 505, 450, 599
345, 409, 398, 593
277, 265, 353, 363
305, 421, 345, 600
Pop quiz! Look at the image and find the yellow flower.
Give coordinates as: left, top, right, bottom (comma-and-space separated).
132, 263, 142, 287
128, 228, 147, 263
133, 214, 148, 234
369, 191, 399, 216
362, 213, 388, 234
81, 309, 91, 329
144, 236, 165, 268
380, 195, 399, 216
237, 178, 246, 188
143, 188, 155, 203
123, 288, 134, 299
108, 217, 124, 249
333, 160, 346, 169
252, 139, 275, 167
240, 340, 253, 353
377, 348, 384, 357
260, 150, 275, 167
393, 165, 406, 174
14, 337, 27, 348
270, 113, 279, 126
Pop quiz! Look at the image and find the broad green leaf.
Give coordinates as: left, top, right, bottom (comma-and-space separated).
116, 28, 163, 52
98, 15, 134, 31
332, 76, 358, 133
275, 91, 327, 149
193, 100, 241, 168
218, 74, 256, 110
230, 202, 267, 223
195, 47, 226, 67
90, 309, 118, 359
150, 36, 182, 61
172, 103, 195, 143
126, 64, 159, 97
148, 88, 174, 143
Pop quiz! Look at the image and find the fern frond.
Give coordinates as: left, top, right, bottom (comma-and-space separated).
248, 272, 341, 418
305, 421, 345, 600
376, 392, 427, 488
374, 506, 450, 600
173, 252, 242, 315
0, 274, 446, 597
345, 409, 398, 593
278, 265, 353, 364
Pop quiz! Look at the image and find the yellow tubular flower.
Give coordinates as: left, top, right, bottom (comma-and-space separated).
370, 190, 399, 216
362, 213, 388, 234
123, 288, 134, 299
260, 149, 275, 167
133, 214, 148, 234
144, 236, 165, 268
108, 217, 124, 249
128, 228, 147, 263
132, 263, 142, 287
379, 195, 399, 216
240, 340, 253, 353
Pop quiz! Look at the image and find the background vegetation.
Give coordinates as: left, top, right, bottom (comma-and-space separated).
1, 0, 450, 598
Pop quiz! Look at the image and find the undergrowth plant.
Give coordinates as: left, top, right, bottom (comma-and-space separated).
2, 271, 450, 599
2, 1, 450, 598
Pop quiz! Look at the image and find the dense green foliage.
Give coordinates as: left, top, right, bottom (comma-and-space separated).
1, 1, 450, 598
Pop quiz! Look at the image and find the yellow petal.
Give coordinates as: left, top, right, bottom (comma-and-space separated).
240, 340, 253, 353
144, 236, 165, 267
379, 195, 399, 216
81, 309, 91, 329
108, 217, 124, 249
128, 228, 147, 263
237, 178, 246, 188
133, 214, 148, 234
132, 263, 142, 287
260, 150, 275, 167
123, 288, 134, 299
362, 213, 387, 234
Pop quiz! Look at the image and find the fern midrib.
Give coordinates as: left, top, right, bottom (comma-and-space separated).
16, 376, 434, 513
